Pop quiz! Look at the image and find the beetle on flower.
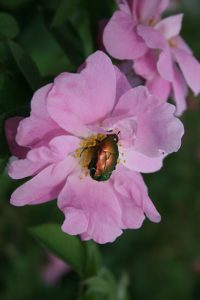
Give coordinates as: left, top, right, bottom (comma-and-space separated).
6, 51, 184, 244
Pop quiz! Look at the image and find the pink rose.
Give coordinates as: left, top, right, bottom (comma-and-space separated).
6, 51, 183, 243
103, 0, 200, 115
103, 0, 169, 60
41, 253, 70, 285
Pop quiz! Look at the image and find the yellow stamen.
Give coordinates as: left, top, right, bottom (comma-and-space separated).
147, 18, 157, 27
73, 133, 106, 177
168, 38, 177, 48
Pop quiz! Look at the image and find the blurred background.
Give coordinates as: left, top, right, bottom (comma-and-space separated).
0, 0, 200, 299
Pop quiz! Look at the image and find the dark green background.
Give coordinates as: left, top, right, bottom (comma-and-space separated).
0, 0, 200, 299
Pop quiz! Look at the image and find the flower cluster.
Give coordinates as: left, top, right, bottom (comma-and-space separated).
6, 0, 197, 244
103, 0, 200, 115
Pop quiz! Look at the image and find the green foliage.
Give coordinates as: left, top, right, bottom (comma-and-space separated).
7, 40, 43, 90
82, 0, 115, 49
0, 0, 31, 9
0, 12, 19, 39
51, 0, 81, 27
30, 223, 85, 276
50, 20, 85, 68
83, 269, 129, 300
84, 241, 102, 278
29, 223, 130, 298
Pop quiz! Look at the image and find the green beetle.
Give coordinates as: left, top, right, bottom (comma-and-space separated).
88, 133, 119, 182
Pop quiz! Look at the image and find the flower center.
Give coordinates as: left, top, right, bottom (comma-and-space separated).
74, 133, 106, 177
168, 38, 177, 48
147, 17, 158, 27
73, 133, 120, 181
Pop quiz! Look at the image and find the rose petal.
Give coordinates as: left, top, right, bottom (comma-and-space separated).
114, 86, 184, 156
114, 65, 131, 105
103, 11, 147, 60
81, 233, 91, 241
111, 165, 161, 224
117, 60, 144, 87
158, 0, 170, 14
16, 84, 64, 148
41, 254, 70, 285
155, 14, 183, 39
133, 0, 164, 23
113, 86, 159, 118
173, 47, 200, 95
58, 174, 122, 244
117, 0, 132, 15
174, 36, 192, 54
5, 117, 29, 159
171, 64, 188, 116
147, 74, 171, 102
9, 135, 80, 179
8, 153, 50, 179
10, 158, 74, 206
61, 207, 88, 235
137, 24, 167, 50
157, 49, 174, 81
47, 51, 117, 136
134, 50, 158, 79
121, 148, 164, 173
49, 135, 80, 158
134, 102, 184, 156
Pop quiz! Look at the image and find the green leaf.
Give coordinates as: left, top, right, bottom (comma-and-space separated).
81, 293, 103, 300
19, 12, 75, 76
0, 157, 7, 174
7, 40, 43, 91
0, 113, 9, 158
0, 160, 22, 203
50, 20, 85, 67
29, 223, 85, 276
0, 0, 31, 9
0, 13, 19, 39
84, 241, 102, 277
40, 0, 60, 11
117, 273, 130, 300
46, 0, 85, 68
52, 0, 80, 27
84, 269, 118, 300
85, 276, 111, 294
83, 0, 115, 49
0, 71, 30, 114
